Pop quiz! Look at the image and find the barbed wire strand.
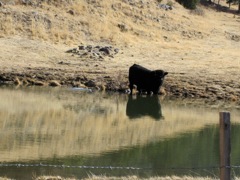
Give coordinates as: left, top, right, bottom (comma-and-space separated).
0, 163, 238, 170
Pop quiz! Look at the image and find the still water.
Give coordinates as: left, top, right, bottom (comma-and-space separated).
1, 86, 240, 179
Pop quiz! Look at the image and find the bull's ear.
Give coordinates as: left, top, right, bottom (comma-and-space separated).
164, 72, 168, 77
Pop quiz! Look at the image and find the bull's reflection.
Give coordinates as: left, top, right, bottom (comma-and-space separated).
126, 95, 164, 120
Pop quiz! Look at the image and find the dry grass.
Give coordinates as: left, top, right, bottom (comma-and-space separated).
0, 0, 186, 45
17, 175, 240, 179
82, 175, 219, 180
24, 175, 240, 180
0, 0, 239, 81
0, 175, 222, 180
1, 88, 240, 162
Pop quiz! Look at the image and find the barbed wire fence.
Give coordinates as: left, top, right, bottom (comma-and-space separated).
0, 112, 238, 179
0, 163, 240, 171
1, 162, 240, 179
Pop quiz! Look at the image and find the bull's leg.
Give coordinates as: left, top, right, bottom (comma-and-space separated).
137, 87, 142, 95
129, 83, 133, 95
152, 90, 158, 95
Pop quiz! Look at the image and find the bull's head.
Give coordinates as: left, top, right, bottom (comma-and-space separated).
154, 70, 168, 82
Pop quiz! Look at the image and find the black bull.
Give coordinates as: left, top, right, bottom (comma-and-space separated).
129, 64, 168, 94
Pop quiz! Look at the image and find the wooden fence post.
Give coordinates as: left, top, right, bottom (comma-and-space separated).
219, 112, 231, 180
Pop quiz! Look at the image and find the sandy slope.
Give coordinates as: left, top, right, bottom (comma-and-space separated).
0, 0, 239, 102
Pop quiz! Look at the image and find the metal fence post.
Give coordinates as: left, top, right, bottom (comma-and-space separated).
219, 112, 231, 180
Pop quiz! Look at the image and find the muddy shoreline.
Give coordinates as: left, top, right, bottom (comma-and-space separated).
1, 67, 240, 104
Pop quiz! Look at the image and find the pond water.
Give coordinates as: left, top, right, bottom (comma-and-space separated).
1, 86, 240, 179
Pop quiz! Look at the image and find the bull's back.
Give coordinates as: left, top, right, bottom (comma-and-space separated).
129, 64, 151, 83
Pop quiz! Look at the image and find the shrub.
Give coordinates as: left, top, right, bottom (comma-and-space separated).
176, 0, 199, 9
167, 0, 174, 7
190, 7, 205, 16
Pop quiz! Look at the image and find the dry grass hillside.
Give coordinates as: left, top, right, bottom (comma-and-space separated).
0, 0, 239, 102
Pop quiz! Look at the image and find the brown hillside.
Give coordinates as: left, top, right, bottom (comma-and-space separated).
0, 0, 239, 102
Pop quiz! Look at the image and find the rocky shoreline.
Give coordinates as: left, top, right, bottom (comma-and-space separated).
1, 67, 240, 105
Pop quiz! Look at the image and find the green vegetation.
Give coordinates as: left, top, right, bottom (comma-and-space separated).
177, 0, 240, 12
35, 176, 219, 180
226, 0, 240, 11
0, 175, 222, 179
176, 0, 200, 9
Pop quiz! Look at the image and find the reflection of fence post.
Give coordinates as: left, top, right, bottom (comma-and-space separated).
219, 112, 231, 180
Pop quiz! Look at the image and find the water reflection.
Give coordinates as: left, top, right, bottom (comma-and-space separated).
126, 95, 164, 120
1, 86, 240, 179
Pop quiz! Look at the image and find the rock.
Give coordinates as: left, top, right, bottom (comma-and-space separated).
0, 75, 8, 82
81, 52, 89, 56
65, 49, 73, 53
49, 80, 61, 87
67, 9, 75, 15
118, 23, 128, 32
78, 45, 85, 50
99, 47, 110, 55
99, 84, 106, 91
21, 0, 33, 5
66, 44, 120, 61
72, 81, 86, 88
86, 45, 93, 51
14, 77, 21, 85
114, 48, 119, 54
22, 79, 29, 85
34, 81, 45, 86
26, 78, 36, 84
158, 4, 173, 10
159, 87, 167, 95
85, 80, 96, 87
72, 48, 78, 53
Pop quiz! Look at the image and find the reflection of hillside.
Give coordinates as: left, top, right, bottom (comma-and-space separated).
0, 87, 240, 162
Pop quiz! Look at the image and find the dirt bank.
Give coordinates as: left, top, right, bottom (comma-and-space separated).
0, 36, 239, 103
0, 0, 239, 103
